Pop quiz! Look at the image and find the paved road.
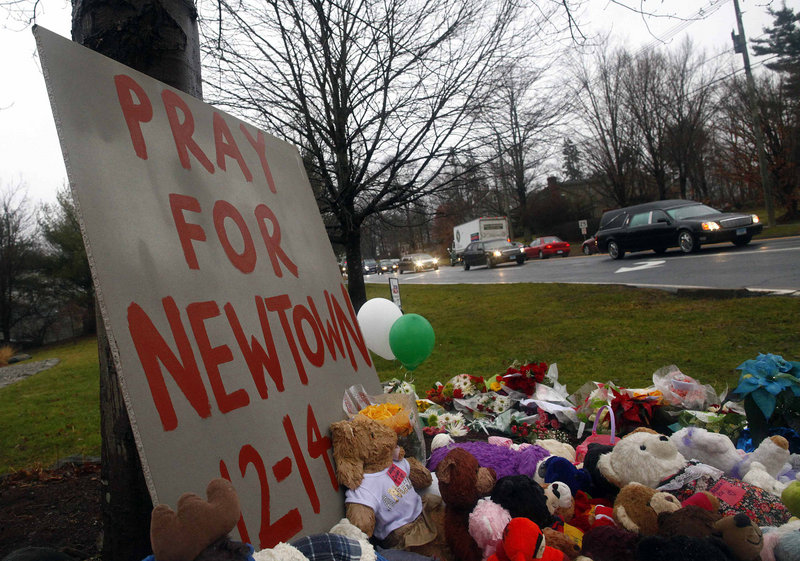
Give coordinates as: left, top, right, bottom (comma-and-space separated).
365, 236, 800, 294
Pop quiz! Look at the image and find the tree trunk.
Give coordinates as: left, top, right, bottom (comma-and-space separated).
344, 231, 366, 311
70, 1, 202, 559
97, 312, 153, 561
72, 0, 202, 98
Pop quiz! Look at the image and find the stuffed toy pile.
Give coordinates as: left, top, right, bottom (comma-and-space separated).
419, 426, 800, 561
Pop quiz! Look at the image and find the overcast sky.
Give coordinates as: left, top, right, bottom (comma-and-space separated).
0, 0, 785, 207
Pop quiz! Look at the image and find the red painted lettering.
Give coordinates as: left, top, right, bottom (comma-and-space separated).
311, 291, 345, 360
254, 204, 298, 278
187, 301, 249, 414
239, 445, 302, 549
162, 89, 215, 173
213, 200, 257, 274
292, 304, 324, 368
127, 297, 210, 431
240, 124, 277, 193
330, 284, 372, 370
306, 405, 338, 491
213, 113, 253, 182
264, 295, 307, 385
271, 456, 292, 481
224, 298, 284, 400
283, 415, 320, 513
169, 193, 206, 270
114, 74, 153, 160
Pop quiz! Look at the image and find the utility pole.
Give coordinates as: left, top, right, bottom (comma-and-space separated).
71, 1, 203, 559
731, 0, 775, 227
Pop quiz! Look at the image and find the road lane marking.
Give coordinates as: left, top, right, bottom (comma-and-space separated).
615, 260, 666, 273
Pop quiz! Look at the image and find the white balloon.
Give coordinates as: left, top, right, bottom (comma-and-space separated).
356, 298, 403, 360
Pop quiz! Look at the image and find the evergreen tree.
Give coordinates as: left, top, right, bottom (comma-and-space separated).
752, 5, 800, 98
561, 138, 583, 181
38, 187, 95, 335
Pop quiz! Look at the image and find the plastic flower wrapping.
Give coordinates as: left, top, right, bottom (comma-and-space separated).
500, 361, 547, 396
382, 378, 416, 396
359, 403, 413, 436
425, 374, 486, 406
418, 405, 469, 437
367, 354, 800, 455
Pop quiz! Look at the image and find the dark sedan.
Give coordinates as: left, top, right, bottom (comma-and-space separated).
596, 200, 762, 260
398, 253, 439, 273
379, 259, 398, 274
462, 239, 526, 270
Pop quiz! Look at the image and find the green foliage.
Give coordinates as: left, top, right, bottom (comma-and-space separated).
561, 138, 584, 181
38, 187, 95, 335
752, 5, 800, 98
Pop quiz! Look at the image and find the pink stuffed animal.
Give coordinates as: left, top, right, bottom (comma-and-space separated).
469, 498, 512, 561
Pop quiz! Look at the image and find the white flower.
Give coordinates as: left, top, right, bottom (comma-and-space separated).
437, 411, 466, 428
445, 418, 468, 437
397, 381, 416, 395
450, 374, 476, 395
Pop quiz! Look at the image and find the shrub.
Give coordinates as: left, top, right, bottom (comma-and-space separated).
0, 345, 17, 366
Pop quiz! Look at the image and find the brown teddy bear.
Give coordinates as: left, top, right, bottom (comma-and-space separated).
543, 527, 581, 559
436, 447, 496, 561
657, 505, 723, 539
612, 482, 681, 536
711, 513, 763, 561
329, 414, 447, 559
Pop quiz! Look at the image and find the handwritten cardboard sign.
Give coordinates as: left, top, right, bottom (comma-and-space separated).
35, 26, 380, 547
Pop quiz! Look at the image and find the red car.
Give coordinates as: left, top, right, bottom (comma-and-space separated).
581, 236, 599, 255
525, 236, 571, 259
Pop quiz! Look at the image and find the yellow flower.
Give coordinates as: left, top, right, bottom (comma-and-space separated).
359, 403, 412, 436
360, 403, 402, 420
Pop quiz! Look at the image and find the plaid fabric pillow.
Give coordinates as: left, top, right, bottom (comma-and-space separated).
290, 534, 363, 561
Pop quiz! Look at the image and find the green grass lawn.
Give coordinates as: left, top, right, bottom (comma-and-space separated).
0, 336, 100, 473
1, 284, 799, 473
367, 284, 799, 395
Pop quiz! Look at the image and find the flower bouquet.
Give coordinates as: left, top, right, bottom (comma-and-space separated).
500, 361, 547, 396
425, 374, 487, 406
343, 384, 427, 462
729, 353, 800, 445
418, 405, 469, 437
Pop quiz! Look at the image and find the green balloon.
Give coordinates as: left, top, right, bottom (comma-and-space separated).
389, 314, 435, 371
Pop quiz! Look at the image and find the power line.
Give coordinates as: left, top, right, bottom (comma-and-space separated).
633, 0, 732, 57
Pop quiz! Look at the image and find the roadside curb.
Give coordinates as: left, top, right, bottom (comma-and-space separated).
620, 284, 800, 298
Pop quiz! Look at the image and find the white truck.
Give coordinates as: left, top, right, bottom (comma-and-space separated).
450, 216, 510, 265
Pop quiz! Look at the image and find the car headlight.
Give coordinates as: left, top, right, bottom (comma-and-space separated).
414, 261, 422, 267
752, 214, 760, 224
433, 258, 439, 264
701, 221, 721, 231
493, 250, 502, 257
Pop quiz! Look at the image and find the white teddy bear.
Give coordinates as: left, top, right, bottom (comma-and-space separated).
670, 426, 790, 494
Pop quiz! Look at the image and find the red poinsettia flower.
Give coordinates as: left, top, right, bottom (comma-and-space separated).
610, 387, 659, 426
